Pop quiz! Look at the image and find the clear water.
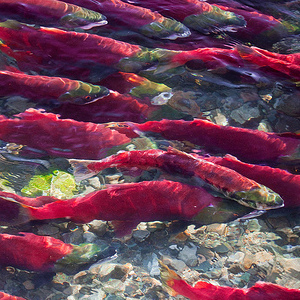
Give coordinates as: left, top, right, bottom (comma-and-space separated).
0, 0, 299, 299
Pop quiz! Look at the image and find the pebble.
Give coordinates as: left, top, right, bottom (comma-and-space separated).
230, 103, 261, 124
132, 230, 150, 242
195, 261, 211, 273
168, 244, 180, 256
222, 96, 243, 111
246, 219, 262, 232
226, 252, 245, 264
239, 272, 251, 286
214, 244, 230, 254
73, 271, 95, 285
104, 295, 124, 300
83, 231, 97, 243
257, 119, 273, 132
147, 253, 160, 276
272, 35, 300, 53
276, 227, 299, 245
228, 263, 244, 274
266, 217, 290, 229
240, 90, 259, 103
86, 177, 102, 189
212, 109, 228, 126
37, 224, 60, 236
86, 220, 108, 237
5, 96, 36, 115
82, 290, 106, 300
206, 224, 228, 236
105, 174, 124, 184
62, 227, 84, 244
161, 256, 187, 273
23, 280, 35, 290
242, 252, 256, 270
178, 243, 198, 267
63, 286, 73, 295
102, 279, 126, 294
273, 91, 300, 117
197, 246, 215, 259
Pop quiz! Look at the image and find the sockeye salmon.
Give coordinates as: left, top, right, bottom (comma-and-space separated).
0, 0, 107, 30
0, 232, 107, 272
204, 154, 300, 208
210, 2, 295, 45
122, 0, 246, 34
107, 118, 300, 163
69, 148, 284, 210
160, 261, 300, 300
62, 0, 191, 39
0, 291, 26, 300
0, 21, 299, 81
0, 109, 130, 159
0, 180, 256, 236
0, 70, 110, 104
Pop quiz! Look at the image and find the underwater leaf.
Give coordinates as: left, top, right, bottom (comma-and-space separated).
21, 170, 77, 199
21, 174, 52, 197
50, 170, 77, 199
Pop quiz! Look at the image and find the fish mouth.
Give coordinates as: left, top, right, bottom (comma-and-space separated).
161, 28, 192, 40
79, 20, 108, 30
237, 209, 267, 221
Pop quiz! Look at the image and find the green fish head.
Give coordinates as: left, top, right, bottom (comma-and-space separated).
183, 7, 246, 34
140, 19, 191, 39
60, 8, 107, 29
232, 185, 284, 210
55, 242, 114, 269
58, 83, 110, 105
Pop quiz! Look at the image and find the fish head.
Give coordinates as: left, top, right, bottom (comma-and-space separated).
183, 7, 245, 34
55, 242, 116, 272
140, 19, 191, 40
231, 185, 284, 210
60, 8, 107, 30
58, 83, 110, 105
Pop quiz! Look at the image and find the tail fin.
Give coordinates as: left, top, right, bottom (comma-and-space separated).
0, 196, 31, 226
159, 260, 180, 297
69, 159, 98, 182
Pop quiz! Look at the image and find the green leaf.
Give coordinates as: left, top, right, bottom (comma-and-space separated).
21, 170, 77, 199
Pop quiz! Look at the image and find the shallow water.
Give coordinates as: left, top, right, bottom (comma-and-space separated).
0, 0, 299, 299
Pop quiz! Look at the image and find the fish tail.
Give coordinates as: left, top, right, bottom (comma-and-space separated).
69, 159, 98, 182
0, 196, 32, 226
159, 260, 180, 297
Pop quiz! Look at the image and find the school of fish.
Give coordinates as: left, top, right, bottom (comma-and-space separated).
0, 0, 299, 299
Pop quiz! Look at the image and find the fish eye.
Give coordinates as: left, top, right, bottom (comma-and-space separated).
84, 95, 92, 101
